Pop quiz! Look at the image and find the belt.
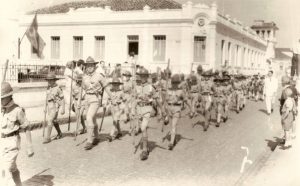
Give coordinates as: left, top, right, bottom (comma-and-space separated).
86, 93, 96, 95
1, 131, 19, 138
137, 102, 152, 107
168, 103, 181, 106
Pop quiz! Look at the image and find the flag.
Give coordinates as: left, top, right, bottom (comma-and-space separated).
25, 13, 46, 58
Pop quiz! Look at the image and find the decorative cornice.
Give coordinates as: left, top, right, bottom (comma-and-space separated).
20, 18, 194, 27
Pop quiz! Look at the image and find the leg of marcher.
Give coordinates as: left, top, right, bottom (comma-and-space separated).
169, 113, 179, 150
84, 101, 99, 150
140, 112, 151, 160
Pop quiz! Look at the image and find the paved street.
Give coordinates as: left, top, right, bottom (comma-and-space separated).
16, 98, 285, 186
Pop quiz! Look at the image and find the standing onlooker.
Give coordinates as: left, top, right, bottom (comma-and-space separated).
280, 88, 296, 149
64, 61, 75, 110
263, 70, 278, 115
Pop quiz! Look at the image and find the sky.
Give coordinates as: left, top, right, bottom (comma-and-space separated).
2, 0, 300, 49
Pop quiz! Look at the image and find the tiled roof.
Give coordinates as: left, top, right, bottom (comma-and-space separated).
28, 0, 182, 14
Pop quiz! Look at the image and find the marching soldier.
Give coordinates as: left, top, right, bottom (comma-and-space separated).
1, 82, 34, 186
212, 77, 227, 127
153, 70, 168, 122
258, 76, 265, 101
82, 56, 112, 150
188, 74, 199, 118
72, 74, 87, 135
107, 77, 126, 142
122, 70, 134, 122
232, 75, 243, 114
198, 71, 214, 131
43, 73, 65, 144
165, 74, 185, 150
135, 68, 154, 160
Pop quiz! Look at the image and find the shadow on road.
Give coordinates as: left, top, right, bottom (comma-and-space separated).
259, 109, 269, 115
22, 169, 54, 186
265, 137, 284, 151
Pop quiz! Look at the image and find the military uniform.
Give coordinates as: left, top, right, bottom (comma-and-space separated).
198, 73, 214, 131
188, 74, 200, 118
135, 68, 154, 160
153, 75, 168, 121
1, 82, 34, 186
82, 56, 111, 150
43, 73, 65, 144
122, 71, 134, 122
107, 77, 126, 142
212, 78, 228, 127
232, 76, 244, 113
165, 74, 184, 150
72, 75, 87, 134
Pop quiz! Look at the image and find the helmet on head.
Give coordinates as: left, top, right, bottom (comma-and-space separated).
171, 74, 181, 84
136, 68, 149, 76
45, 73, 60, 80
197, 65, 203, 74
180, 73, 185, 81
110, 76, 123, 85
75, 74, 83, 81
84, 56, 99, 65
122, 70, 132, 77
190, 75, 197, 85
1, 82, 13, 98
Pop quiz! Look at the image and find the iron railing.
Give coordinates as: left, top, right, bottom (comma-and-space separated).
1, 63, 65, 83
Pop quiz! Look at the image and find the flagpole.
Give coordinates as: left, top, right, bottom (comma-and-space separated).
18, 29, 28, 59
18, 12, 37, 59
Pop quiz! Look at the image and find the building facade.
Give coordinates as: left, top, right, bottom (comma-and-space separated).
18, 0, 267, 74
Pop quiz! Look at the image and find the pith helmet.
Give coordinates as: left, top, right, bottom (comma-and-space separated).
136, 68, 149, 76
110, 76, 123, 85
84, 56, 98, 65
45, 73, 60, 80
190, 74, 197, 84
197, 65, 203, 74
74, 74, 83, 81
171, 74, 181, 84
1, 82, 13, 98
122, 70, 132, 77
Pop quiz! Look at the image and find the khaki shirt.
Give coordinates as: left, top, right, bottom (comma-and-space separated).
1, 101, 28, 135
47, 84, 64, 103
83, 72, 107, 94
166, 89, 184, 105
136, 83, 154, 104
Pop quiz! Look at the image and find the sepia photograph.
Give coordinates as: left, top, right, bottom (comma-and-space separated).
0, 0, 300, 185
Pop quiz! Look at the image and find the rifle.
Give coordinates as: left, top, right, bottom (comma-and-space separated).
130, 58, 138, 145
161, 59, 171, 132
74, 78, 84, 141
68, 66, 74, 131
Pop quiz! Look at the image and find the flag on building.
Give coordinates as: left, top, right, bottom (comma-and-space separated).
25, 13, 46, 58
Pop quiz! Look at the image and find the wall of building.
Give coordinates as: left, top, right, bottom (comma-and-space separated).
18, 2, 267, 74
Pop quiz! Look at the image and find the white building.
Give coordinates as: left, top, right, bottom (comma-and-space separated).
18, 0, 267, 74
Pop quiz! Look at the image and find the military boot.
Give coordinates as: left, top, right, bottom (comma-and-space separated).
84, 127, 95, 150
140, 137, 149, 161
53, 122, 62, 140
43, 125, 52, 144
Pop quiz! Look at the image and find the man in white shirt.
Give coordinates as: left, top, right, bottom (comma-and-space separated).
264, 70, 278, 115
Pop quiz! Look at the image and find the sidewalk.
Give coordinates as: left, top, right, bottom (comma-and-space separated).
243, 116, 300, 186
